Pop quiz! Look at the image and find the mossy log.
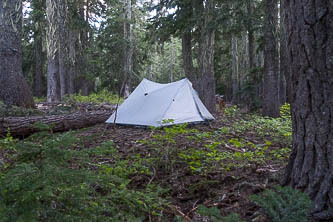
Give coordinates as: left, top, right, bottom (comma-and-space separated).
0, 111, 113, 137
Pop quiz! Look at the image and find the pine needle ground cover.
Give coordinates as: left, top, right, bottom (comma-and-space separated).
0, 104, 310, 221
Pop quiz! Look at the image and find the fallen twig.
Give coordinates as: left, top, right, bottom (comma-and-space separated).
169, 205, 192, 222
224, 144, 244, 152
148, 167, 156, 185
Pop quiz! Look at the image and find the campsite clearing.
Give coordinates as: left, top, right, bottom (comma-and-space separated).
0, 102, 291, 221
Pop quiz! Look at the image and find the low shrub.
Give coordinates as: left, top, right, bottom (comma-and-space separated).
0, 133, 167, 221
196, 205, 245, 222
249, 186, 312, 222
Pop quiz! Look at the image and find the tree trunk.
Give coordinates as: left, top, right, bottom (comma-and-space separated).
279, 72, 286, 105
33, 25, 44, 98
197, 27, 216, 113
122, 0, 133, 97
47, 54, 60, 102
279, 0, 287, 105
247, 0, 255, 72
146, 64, 152, 80
0, 110, 113, 137
46, 0, 61, 102
68, 29, 77, 94
67, 0, 80, 95
123, 82, 131, 98
76, 0, 90, 96
170, 42, 175, 82
181, 1, 216, 113
246, 0, 259, 108
231, 35, 239, 105
32, 0, 45, 98
282, 1, 333, 220
280, 0, 292, 104
181, 32, 195, 79
262, 0, 279, 117
0, 0, 35, 108
58, 0, 68, 99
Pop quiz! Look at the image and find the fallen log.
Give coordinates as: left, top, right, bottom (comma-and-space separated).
0, 110, 114, 137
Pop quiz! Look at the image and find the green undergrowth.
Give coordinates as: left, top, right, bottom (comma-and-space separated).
33, 96, 47, 103
139, 114, 291, 176
0, 132, 167, 221
196, 205, 245, 222
250, 186, 312, 222
34, 89, 123, 105
0, 102, 44, 117
64, 89, 124, 104
224, 104, 292, 147
0, 104, 293, 221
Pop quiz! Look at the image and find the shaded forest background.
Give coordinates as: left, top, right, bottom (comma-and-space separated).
21, 0, 285, 115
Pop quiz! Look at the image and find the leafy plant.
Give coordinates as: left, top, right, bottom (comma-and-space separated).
231, 113, 292, 147
249, 186, 312, 222
140, 123, 198, 173
269, 147, 291, 160
280, 103, 291, 119
224, 105, 240, 117
220, 126, 231, 134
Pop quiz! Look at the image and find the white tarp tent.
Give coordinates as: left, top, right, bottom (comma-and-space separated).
106, 78, 214, 126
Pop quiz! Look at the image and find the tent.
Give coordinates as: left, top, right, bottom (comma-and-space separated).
106, 78, 214, 126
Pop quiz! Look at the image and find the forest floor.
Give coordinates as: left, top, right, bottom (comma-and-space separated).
73, 114, 288, 221
0, 102, 292, 221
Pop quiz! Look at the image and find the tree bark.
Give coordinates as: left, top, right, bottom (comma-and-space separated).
279, 0, 287, 105
282, 0, 333, 220
0, 0, 35, 108
231, 35, 239, 105
67, 0, 80, 95
46, 0, 61, 102
246, 0, 259, 108
170, 41, 175, 82
181, 32, 195, 79
280, 0, 292, 104
197, 0, 216, 113
0, 110, 113, 137
181, 0, 216, 113
58, 0, 68, 99
68, 29, 77, 94
76, 0, 90, 96
33, 25, 44, 98
247, 0, 255, 72
279, 72, 286, 105
32, 0, 46, 98
122, 0, 133, 97
262, 0, 280, 117
47, 53, 60, 102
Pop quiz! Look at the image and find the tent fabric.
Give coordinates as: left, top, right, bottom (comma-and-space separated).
106, 78, 214, 127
